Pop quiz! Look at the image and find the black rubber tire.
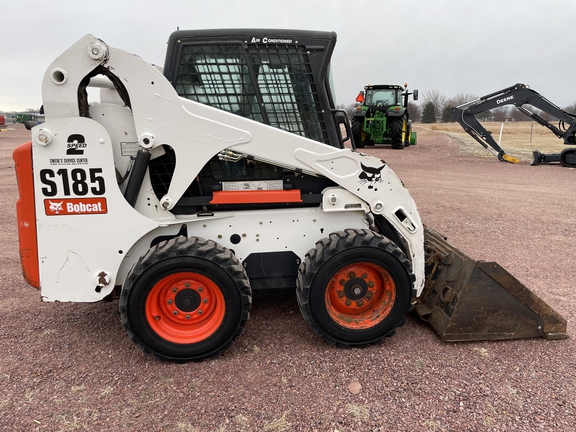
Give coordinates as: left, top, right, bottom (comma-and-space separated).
119, 236, 251, 362
351, 117, 366, 148
296, 229, 414, 347
390, 115, 406, 149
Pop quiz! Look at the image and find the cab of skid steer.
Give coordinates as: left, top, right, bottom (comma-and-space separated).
163, 29, 350, 149
154, 29, 354, 218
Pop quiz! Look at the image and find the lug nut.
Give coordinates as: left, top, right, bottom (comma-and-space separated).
173, 310, 178, 316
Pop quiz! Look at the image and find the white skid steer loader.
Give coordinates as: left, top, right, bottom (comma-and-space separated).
13, 31, 566, 362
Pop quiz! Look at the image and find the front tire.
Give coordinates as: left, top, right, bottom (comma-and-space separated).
120, 236, 251, 362
296, 229, 413, 347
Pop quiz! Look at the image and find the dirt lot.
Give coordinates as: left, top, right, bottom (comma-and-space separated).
0, 123, 574, 431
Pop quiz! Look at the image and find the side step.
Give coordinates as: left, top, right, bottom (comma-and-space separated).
415, 227, 568, 342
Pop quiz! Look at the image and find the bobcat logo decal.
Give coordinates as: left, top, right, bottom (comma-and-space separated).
359, 163, 385, 189
49, 201, 64, 214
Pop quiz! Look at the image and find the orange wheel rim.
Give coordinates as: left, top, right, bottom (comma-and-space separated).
325, 262, 396, 330
145, 272, 225, 344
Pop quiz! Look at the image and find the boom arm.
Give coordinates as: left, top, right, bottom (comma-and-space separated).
451, 83, 576, 163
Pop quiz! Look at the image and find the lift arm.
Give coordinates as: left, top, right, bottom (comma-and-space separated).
451, 83, 576, 163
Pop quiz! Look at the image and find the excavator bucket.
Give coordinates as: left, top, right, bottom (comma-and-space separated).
415, 227, 567, 342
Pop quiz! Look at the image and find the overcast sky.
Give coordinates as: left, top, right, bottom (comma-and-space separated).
2, 0, 575, 112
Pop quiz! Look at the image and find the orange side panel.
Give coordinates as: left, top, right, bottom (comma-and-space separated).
210, 189, 302, 205
13, 142, 40, 289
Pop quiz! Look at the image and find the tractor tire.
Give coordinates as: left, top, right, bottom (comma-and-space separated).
120, 236, 251, 362
351, 117, 366, 148
390, 115, 406, 149
296, 229, 413, 347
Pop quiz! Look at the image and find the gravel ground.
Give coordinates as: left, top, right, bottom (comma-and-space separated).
0, 124, 574, 431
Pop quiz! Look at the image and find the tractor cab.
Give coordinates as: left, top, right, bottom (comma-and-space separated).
363, 85, 403, 108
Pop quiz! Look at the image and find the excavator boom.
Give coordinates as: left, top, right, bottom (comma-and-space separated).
451, 83, 576, 165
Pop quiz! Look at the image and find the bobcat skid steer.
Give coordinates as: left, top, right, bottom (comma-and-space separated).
13, 31, 567, 362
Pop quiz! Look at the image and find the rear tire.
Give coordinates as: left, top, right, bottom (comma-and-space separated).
120, 236, 251, 362
351, 117, 366, 148
296, 229, 413, 347
390, 116, 406, 149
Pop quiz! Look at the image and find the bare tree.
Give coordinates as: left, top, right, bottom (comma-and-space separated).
422, 89, 447, 118
510, 107, 531, 121
408, 102, 421, 122
524, 107, 555, 122
564, 102, 576, 115
492, 106, 532, 122
441, 93, 481, 122
445, 93, 479, 108
337, 103, 358, 120
492, 106, 510, 122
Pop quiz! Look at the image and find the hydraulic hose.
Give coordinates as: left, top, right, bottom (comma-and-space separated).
123, 149, 151, 207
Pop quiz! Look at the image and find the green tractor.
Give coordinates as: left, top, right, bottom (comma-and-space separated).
351, 84, 418, 149
15, 113, 35, 123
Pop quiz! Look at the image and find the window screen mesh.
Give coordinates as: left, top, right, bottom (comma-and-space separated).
175, 43, 327, 143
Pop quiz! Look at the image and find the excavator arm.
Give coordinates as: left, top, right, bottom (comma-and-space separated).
451, 83, 576, 164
